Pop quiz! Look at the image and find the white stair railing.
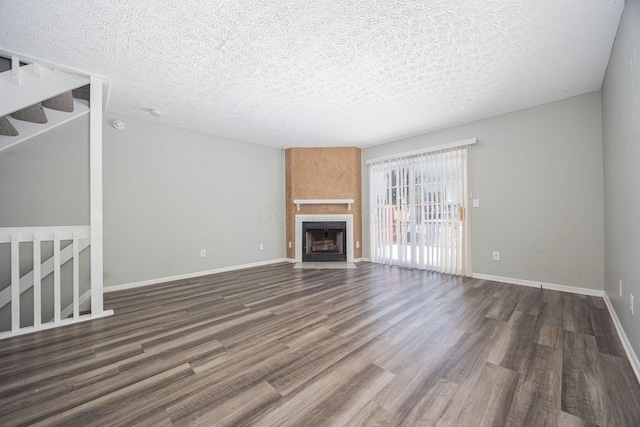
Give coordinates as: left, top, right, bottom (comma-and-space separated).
0, 238, 91, 309
0, 52, 111, 339
0, 226, 97, 337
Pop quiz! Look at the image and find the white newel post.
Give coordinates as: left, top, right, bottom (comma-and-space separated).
90, 76, 104, 316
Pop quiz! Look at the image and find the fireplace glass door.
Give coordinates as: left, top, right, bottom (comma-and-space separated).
302, 221, 347, 262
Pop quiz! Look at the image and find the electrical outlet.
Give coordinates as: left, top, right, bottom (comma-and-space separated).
492, 251, 500, 261
473, 199, 480, 208
259, 243, 264, 250
288, 241, 292, 248
356, 241, 360, 249
631, 294, 634, 315
200, 249, 206, 258
619, 279, 623, 297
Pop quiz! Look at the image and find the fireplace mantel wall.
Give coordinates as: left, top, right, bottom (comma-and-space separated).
285, 147, 362, 260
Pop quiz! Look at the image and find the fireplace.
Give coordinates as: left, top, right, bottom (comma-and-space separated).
302, 221, 347, 262
295, 214, 354, 262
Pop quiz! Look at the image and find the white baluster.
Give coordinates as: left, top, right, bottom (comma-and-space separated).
53, 233, 61, 323
72, 232, 79, 319
33, 233, 41, 327
11, 56, 20, 85
11, 233, 20, 332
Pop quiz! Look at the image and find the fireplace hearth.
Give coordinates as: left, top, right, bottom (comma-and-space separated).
302, 221, 347, 262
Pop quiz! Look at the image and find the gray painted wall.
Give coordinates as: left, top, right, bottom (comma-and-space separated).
0, 111, 285, 330
0, 117, 91, 331
0, 117, 90, 227
103, 112, 285, 287
362, 92, 604, 290
602, 0, 640, 357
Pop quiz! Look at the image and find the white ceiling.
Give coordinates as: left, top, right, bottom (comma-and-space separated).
0, 0, 624, 148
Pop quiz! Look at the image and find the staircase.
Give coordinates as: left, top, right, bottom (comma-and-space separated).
0, 49, 112, 338
0, 54, 91, 153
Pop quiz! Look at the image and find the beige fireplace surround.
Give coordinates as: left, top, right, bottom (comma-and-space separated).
285, 147, 363, 261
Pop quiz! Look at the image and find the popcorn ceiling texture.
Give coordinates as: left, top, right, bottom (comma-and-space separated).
0, 0, 624, 148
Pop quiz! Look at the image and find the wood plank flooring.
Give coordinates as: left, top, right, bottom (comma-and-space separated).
1, 262, 639, 426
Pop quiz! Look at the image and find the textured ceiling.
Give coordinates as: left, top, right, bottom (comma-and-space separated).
0, 0, 624, 148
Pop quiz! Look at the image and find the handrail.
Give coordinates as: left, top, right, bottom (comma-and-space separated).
0, 226, 90, 243
0, 47, 110, 82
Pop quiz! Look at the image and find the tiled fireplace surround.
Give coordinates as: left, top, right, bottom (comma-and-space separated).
285, 147, 363, 261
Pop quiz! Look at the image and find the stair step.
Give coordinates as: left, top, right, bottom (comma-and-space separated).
72, 84, 90, 103
11, 103, 48, 124
0, 57, 10, 73
0, 63, 90, 117
0, 98, 90, 154
42, 91, 74, 113
0, 116, 18, 136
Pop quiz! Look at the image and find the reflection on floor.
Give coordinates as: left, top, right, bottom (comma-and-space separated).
293, 262, 357, 269
1, 262, 639, 425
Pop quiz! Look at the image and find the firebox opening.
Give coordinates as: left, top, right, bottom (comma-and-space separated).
302, 221, 347, 262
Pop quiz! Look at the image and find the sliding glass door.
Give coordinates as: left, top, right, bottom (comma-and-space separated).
369, 147, 470, 275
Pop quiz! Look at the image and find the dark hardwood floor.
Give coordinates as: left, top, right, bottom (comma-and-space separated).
1, 262, 639, 426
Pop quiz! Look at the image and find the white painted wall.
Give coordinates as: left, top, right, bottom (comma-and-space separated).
602, 0, 640, 358
362, 92, 604, 291
102, 112, 286, 287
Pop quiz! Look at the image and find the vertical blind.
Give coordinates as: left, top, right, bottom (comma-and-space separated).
369, 146, 471, 275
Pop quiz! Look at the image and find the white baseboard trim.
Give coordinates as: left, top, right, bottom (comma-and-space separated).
105, 258, 289, 293
285, 258, 296, 263
473, 272, 640, 383
472, 273, 604, 297
603, 293, 640, 384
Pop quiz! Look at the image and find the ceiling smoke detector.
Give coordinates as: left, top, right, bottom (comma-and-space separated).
149, 109, 162, 117
112, 120, 125, 130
